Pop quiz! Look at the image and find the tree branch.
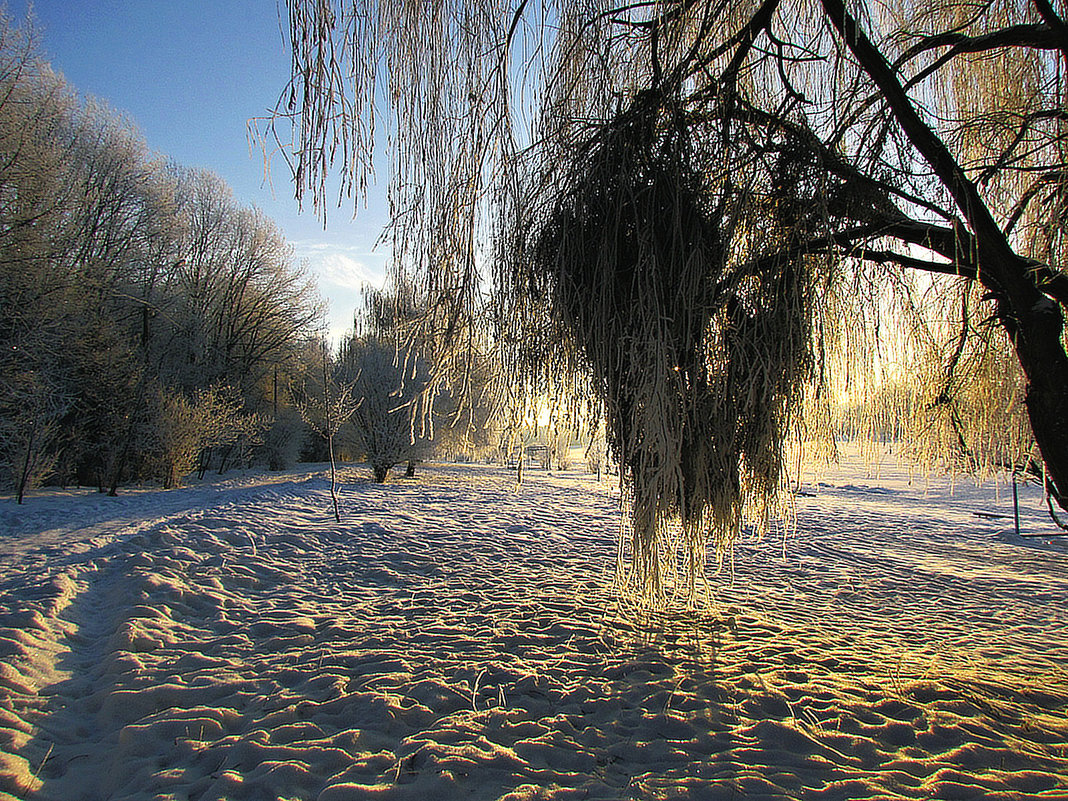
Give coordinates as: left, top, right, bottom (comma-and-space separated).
820, 0, 1035, 311
1033, 0, 1068, 63
896, 24, 1065, 67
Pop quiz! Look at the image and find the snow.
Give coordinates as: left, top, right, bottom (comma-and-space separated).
0, 446, 1066, 800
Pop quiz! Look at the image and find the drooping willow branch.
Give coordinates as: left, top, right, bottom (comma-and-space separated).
275, 0, 1068, 594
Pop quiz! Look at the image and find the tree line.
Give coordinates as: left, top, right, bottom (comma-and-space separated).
0, 17, 328, 500
0, 12, 558, 505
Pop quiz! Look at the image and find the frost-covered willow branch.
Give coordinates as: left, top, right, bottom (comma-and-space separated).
275, 0, 1068, 593
272, 1, 817, 602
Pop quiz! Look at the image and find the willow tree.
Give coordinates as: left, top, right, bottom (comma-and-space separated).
273, 0, 1068, 595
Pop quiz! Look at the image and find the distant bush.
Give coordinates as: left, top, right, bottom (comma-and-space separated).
153, 385, 268, 488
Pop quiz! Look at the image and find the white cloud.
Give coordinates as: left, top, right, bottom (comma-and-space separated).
296, 246, 389, 344
318, 253, 379, 290
292, 241, 389, 288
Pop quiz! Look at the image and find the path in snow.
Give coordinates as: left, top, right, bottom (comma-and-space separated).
0, 453, 1065, 800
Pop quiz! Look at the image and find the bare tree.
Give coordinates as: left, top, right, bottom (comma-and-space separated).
299, 339, 359, 520
154, 384, 268, 489
166, 167, 322, 397
0, 15, 322, 495
0, 363, 70, 503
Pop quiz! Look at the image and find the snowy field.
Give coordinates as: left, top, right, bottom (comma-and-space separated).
1, 447, 1066, 800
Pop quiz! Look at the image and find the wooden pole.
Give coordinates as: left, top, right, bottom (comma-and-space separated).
1012, 472, 1020, 537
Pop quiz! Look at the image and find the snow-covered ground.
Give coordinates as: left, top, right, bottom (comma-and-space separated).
0, 447, 1065, 800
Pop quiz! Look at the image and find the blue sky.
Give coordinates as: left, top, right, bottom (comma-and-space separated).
5, 0, 389, 340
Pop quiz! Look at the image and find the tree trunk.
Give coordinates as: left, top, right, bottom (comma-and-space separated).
1009, 295, 1068, 509
372, 463, 389, 483
217, 443, 235, 475
107, 377, 150, 497
15, 420, 36, 505
822, 0, 1068, 511
405, 459, 416, 477
328, 430, 340, 523
197, 447, 211, 480
323, 343, 341, 523
107, 447, 127, 496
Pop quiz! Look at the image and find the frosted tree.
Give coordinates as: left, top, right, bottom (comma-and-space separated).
0, 14, 320, 494
0, 366, 70, 504
336, 335, 432, 483
163, 167, 321, 397
154, 384, 268, 489
431, 347, 502, 463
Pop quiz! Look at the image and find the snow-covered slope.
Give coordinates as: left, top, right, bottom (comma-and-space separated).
0, 452, 1065, 800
